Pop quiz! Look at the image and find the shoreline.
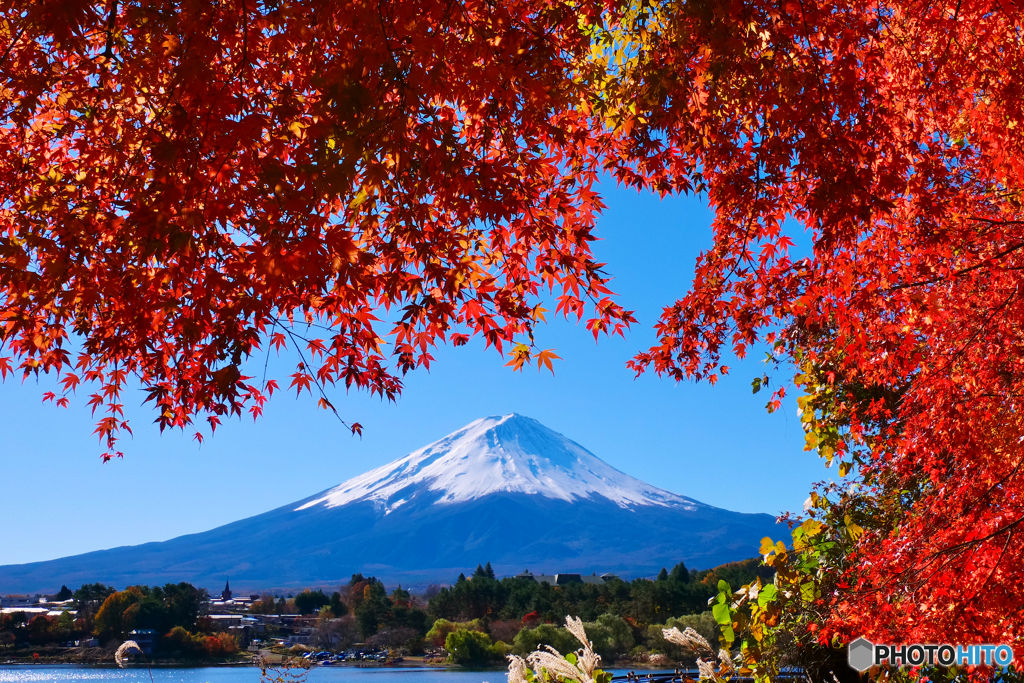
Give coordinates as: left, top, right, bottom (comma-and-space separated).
0, 655, 464, 669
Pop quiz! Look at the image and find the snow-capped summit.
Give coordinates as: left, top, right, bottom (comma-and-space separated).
298, 413, 703, 513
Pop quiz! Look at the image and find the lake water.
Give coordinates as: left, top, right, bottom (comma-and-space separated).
0, 666, 520, 683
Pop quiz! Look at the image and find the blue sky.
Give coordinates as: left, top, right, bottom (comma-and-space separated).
0, 182, 832, 570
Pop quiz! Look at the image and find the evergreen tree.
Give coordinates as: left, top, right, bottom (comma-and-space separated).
329, 592, 348, 616
669, 561, 690, 583
72, 583, 116, 618
354, 578, 391, 638
484, 562, 496, 579
473, 564, 487, 579
657, 567, 669, 581
294, 589, 330, 615
391, 585, 411, 606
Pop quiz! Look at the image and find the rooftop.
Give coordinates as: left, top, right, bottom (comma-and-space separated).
513, 571, 612, 586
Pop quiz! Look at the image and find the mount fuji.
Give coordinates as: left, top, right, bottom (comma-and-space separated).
0, 414, 781, 592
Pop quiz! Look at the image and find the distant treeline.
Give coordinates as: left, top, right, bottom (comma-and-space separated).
426, 559, 774, 624
0, 582, 236, 657
293, 558, 773, 664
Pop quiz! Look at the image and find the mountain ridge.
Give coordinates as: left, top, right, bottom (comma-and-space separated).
0, 414, 782, 593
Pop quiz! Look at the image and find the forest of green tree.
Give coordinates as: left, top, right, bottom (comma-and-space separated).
427, 559, 772, 624
301, 558, 773, 664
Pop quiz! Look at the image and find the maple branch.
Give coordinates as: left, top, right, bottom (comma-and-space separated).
927, 290, 1016, 384
898, 454, 1024, 590
794, 0, 833, 131
930, 512, 1024, 560
103, 0, 119, 61
948, 527, 1016, 624
888, 240, 1024, 291
922, 0, 962, 93
376, 0, 412, 104
874, 506, 1023, 599
959, 452, 1024, 520
271, 315, 359, 434
0, 21, 26, 70
907, 475, 1023, 591
965, 216, 1024, 225
240, 0, 250, 78
260, 318, 277, 392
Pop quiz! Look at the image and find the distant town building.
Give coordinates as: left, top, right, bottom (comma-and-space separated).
285, 627, 313, 646
0, 607, 49, 619
208, 614, 244, 628
46, 609, 77, 618
228, 622, 259, 648
513, 570, 609, 586
0, 595, 42, 608
208, 589, 256, 612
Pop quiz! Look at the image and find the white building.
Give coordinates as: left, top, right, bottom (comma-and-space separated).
0, 595, 42, 608
0, 607, 49, 619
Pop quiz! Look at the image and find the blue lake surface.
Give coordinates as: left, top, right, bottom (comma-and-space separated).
0, 666, 510, 683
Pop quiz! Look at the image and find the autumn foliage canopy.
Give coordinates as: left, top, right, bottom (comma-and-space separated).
0, 0, 636, 453
3, 0, 1024, 658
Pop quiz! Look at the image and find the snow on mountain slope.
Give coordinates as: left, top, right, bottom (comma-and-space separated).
298, 413, 704, 513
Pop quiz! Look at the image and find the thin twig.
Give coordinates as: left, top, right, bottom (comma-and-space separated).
888, 240, 1024, 291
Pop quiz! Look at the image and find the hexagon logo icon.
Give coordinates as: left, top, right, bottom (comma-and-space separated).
848, 637, 875, 672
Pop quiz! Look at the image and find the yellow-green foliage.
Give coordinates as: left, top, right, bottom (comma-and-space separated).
512, 623, 577, 656
426, 618, 482, 648
584, 614, 634, 659
445, 629, 503, 664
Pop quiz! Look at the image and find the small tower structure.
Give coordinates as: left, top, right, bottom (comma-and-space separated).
222, 578, 232, 601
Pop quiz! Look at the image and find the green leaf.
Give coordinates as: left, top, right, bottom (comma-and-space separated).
712, 602, 732, 625
757, 584, 778, 608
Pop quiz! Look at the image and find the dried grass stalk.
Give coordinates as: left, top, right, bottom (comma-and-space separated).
114, 641, 142, 668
